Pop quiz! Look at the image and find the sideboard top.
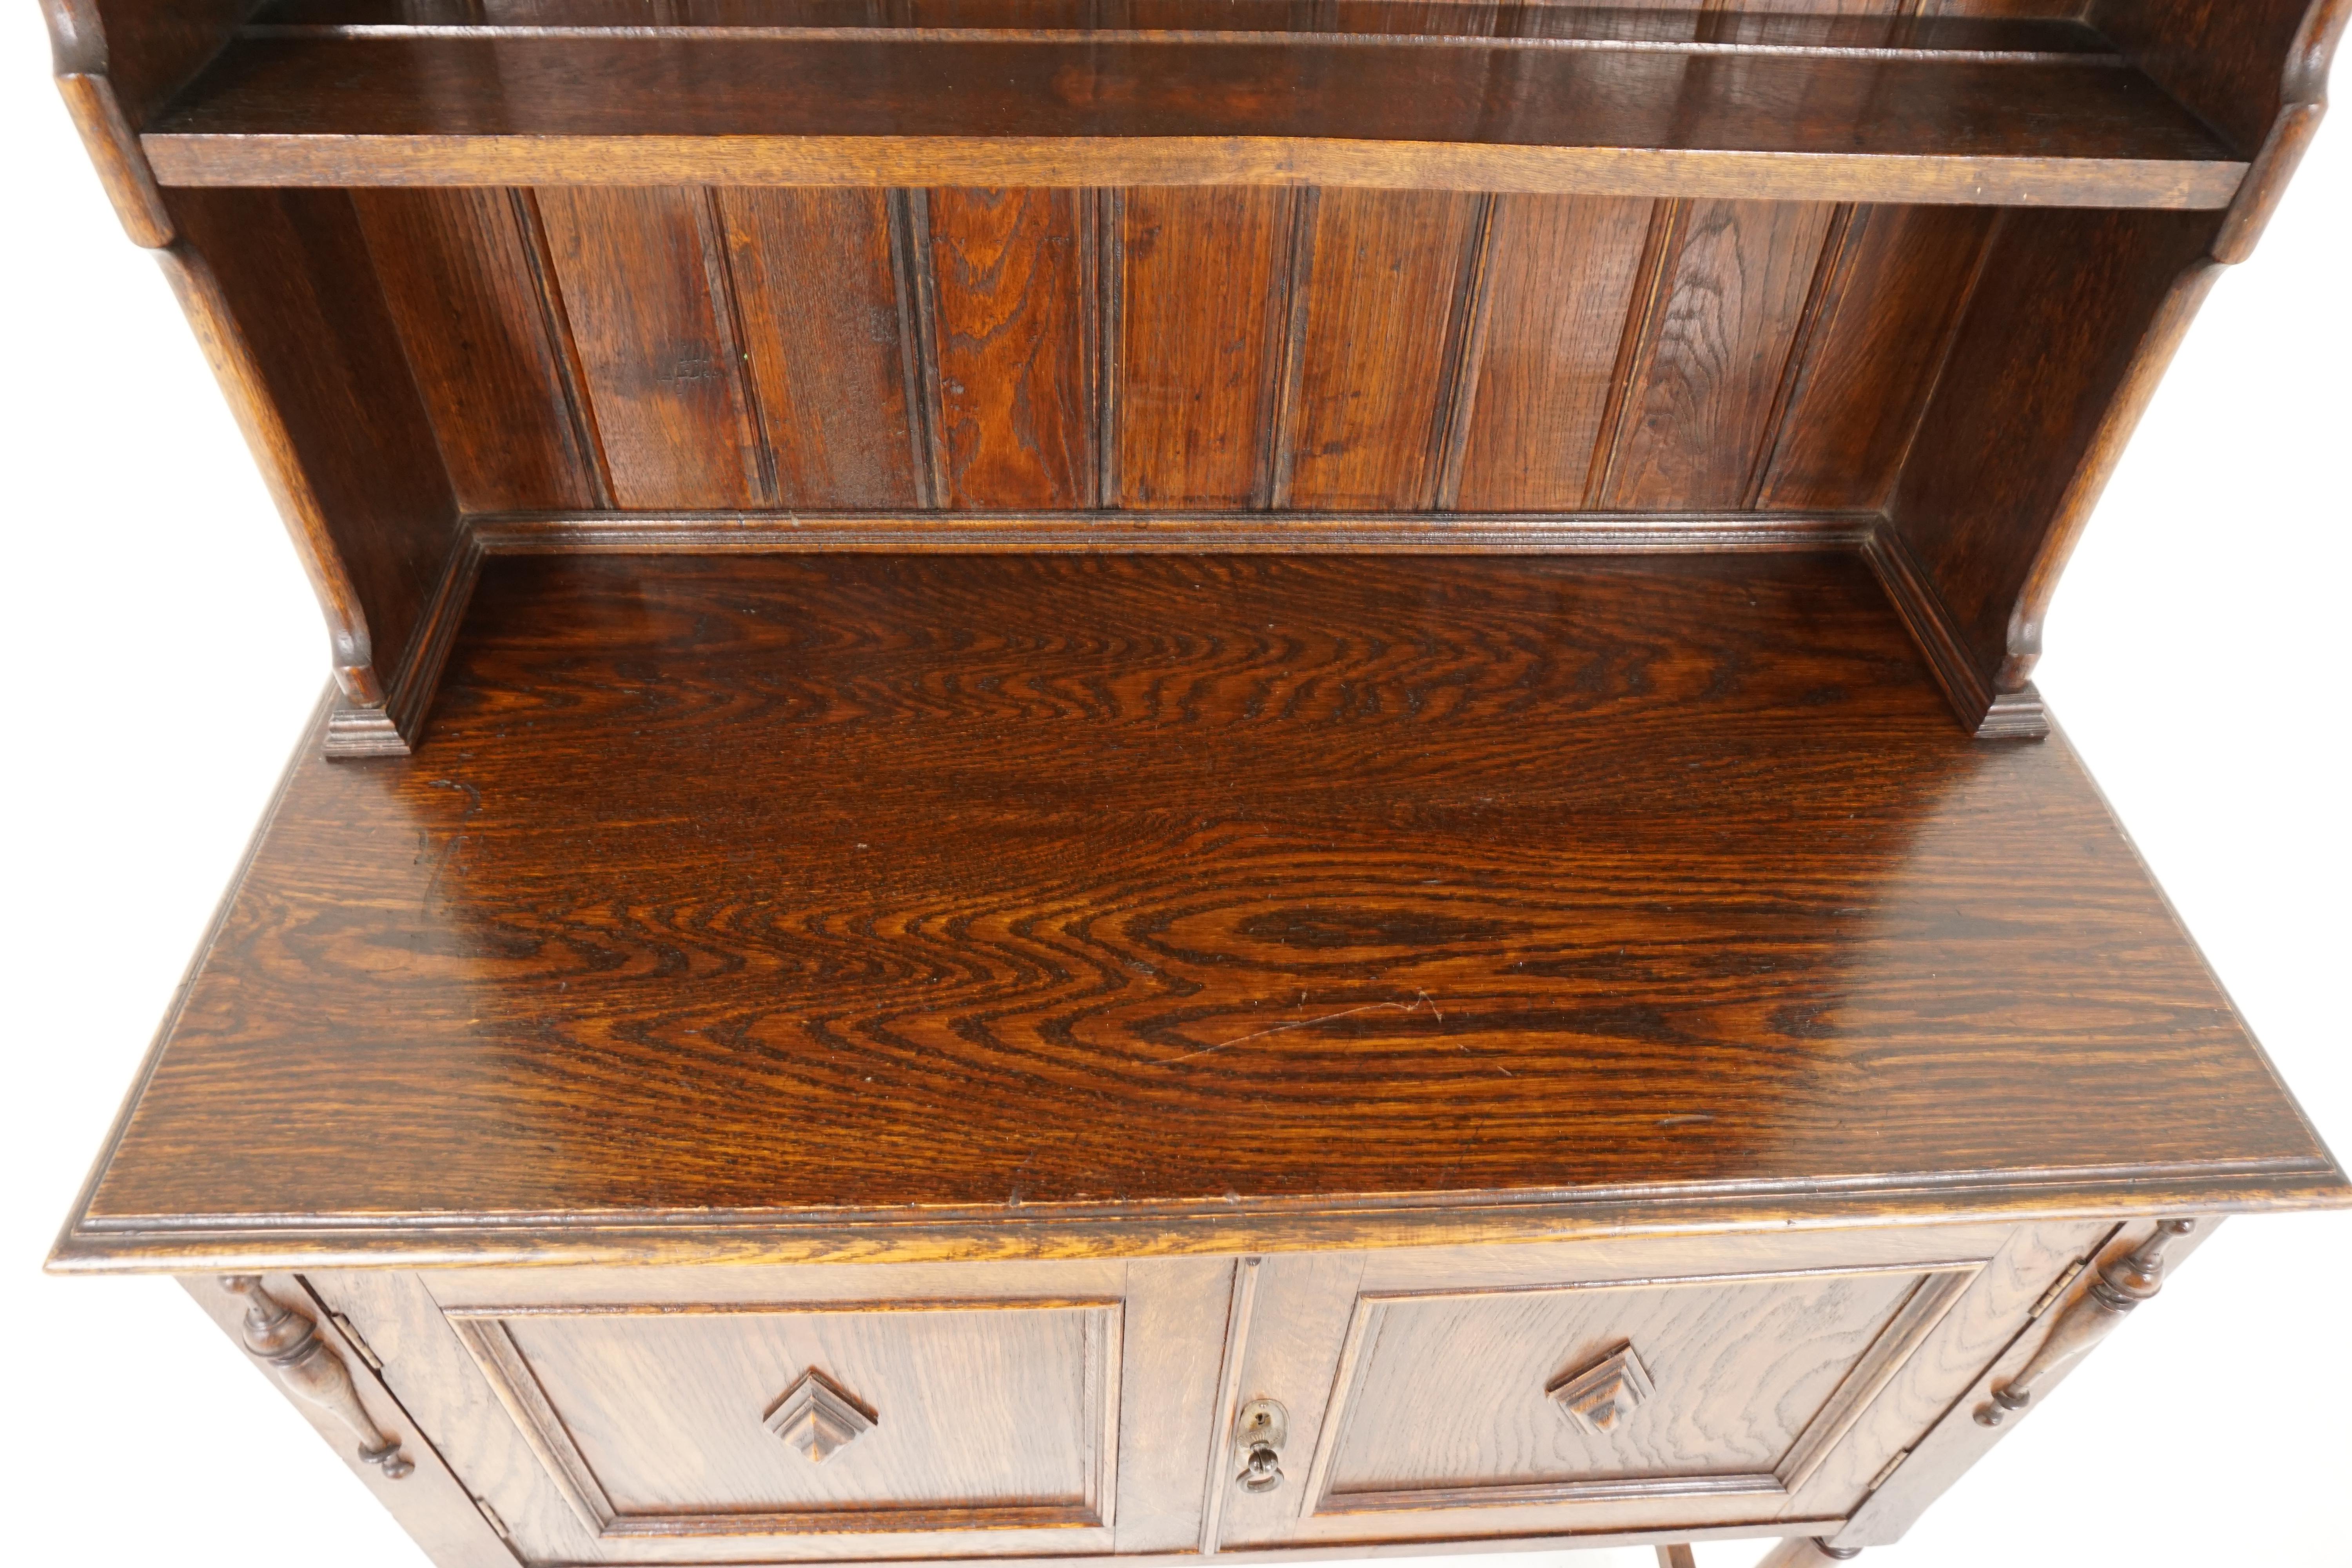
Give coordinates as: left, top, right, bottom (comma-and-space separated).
53, 550, 2348, 1273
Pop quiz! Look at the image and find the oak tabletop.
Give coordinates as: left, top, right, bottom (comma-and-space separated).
56, 551, 2347, 1270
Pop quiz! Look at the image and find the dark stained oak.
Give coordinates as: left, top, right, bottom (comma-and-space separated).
1753, 203, 1997, 514
1454, 194, 1653, 512
137, 33, 2249, 207
354, 187, 602, 514
927, 187, 1097, 509
164, 186, 460, 708
1284, 189, 1485, 509
40, 0, 2352, 1560
240, 0, 2117, 49
1599, 200, 1839, 510
56, 552, 2346, 1269
1120, 186, 1295, 509
719, 186, 926, 509
1889, 207, 2217, 699
534, 185, 771, 508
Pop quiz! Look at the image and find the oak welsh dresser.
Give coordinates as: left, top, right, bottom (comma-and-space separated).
43, 1, 2350, 1564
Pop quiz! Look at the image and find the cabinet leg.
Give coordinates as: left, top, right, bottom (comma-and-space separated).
1753, 1539, 1862, 1568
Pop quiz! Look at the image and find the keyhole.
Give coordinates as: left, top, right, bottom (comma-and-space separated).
1232, 1398, 1288, 1493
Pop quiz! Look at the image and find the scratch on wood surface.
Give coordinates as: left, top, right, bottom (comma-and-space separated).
1159, 991, 1441, 1063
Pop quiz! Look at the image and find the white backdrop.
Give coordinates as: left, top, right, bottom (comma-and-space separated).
2, 7, 2345, 1564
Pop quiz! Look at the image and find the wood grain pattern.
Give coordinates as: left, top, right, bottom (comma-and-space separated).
468, 509, 1870, 555
535, 185, 770, 508
57, 552, 2345, 1269
325, 1258, 1231, 1562
2090, 0, 2332, 156
928, 187, 1095, 508
1318, 1270, 1924, 1497
354, 188, 601, 513
43, 0, 243, 242
241, 0, 2111, 45
1119, 186, 1293, 509
1753, 203, 1999, 513
1830, 1218, 2216, 1551
715, 187, 923, 509
138, 35, 2248, 209
1889, 208, 2216, 692
1971, 1217, 2194, 1427
1454, 195, 1655, 512
1285, 189, 1485, 509
225, 1273, 415, 1478
1601, 200, 1840, 510
45, 6, 2352, 1564
457, 1299, 1115, 1527
178, 1274, 514, 1568
165, 186, 460, 705
1221, 1222, 2094, 1550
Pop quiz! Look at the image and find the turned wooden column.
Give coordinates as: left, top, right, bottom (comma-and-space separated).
224, 1276, 413, 1479
1975, 1220, 2196, 1428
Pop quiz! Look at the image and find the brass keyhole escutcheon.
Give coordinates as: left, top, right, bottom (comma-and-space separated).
1234, 1397, 1289, 1492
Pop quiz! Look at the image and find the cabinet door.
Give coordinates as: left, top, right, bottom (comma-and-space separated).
1213, 1222, 2109, 1550
319, 1258, 1235, 1565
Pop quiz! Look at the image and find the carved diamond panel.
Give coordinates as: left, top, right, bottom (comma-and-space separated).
1546, 1343, 1655, 1435
763, 1367, 876, 1463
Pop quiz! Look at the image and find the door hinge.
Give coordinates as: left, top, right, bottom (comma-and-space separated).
472, 1497, 511, 1540
2029, 1256, 2092, 1320
328, 1310, 385, 1372
1866, 1448, 1910, 1495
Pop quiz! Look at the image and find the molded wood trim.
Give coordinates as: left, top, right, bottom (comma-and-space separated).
1299, 1264, 1978, 1517
346, 509, 2047, 753
1198, 1259, 1262, 1555
324, 523, 484, 757
446, 1297, 1123, 1538
60, 1155, 2348, 1277
1862, 519, 2046, 741
468, 509, 1875, 555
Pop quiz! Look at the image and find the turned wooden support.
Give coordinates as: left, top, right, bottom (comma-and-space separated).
223, 1276, 413, 1479
1975, 1218, 2196, 1428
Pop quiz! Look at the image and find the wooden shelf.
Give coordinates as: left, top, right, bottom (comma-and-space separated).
142, 3, 2248, 205
55, 550, 2343, 1271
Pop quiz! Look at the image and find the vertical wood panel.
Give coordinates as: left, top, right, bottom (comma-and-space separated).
1891, 208, 2215, 681
352, 188, 599, 515
1089, 189, 1123, 510
1599, 200, 1840, 511
535, 186, 768, 510
719, 187, 924, 510
896, 189, 950, 507
928, 187, 1094, 510
1119, 187, 1293, 510
1284, 189, 1486, 512
171, 188, 459, 688
1453, 196, 1655, 512
1756, 203, 2000, 513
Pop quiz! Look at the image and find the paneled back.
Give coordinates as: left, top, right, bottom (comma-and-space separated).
355, 186, 1999, 517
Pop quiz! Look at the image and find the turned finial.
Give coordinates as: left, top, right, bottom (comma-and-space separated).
221, 1276, 413, 1479
1976, 1219, 2198, 1428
